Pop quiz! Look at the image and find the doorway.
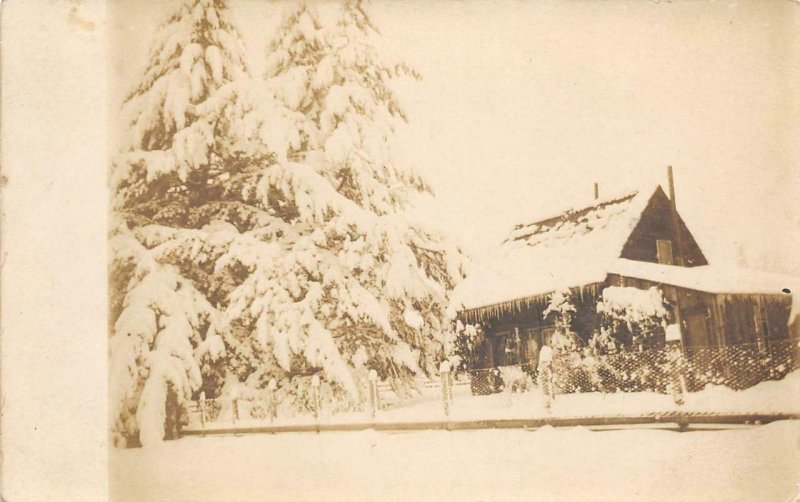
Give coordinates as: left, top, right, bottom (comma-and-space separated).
685, 309, 711, 348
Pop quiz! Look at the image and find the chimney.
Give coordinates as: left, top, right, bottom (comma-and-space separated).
593, 182, 599, 201
667, 165, 676, 206
667, 165, 685, 266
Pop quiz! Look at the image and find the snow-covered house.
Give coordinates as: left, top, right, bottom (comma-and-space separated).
453, 174, 798, 370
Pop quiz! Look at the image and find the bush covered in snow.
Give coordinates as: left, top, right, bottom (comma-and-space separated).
542, 290, 583, 351
498, 365, 533, 393
450, 320, 483, 372
538, 291, 585, 392
596, 286, 668, 349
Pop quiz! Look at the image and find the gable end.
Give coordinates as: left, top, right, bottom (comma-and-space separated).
619, 186, 708, 266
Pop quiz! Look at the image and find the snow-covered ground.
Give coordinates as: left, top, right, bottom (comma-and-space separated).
112, 372, 800, 500
192, 371, 800, 431
111, 420, 800, 501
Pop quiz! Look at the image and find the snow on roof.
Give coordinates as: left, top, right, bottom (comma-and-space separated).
609, 258, 796, 296
453, 184, 658, 310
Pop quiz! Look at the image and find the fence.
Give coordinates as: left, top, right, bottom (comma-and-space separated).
187, 339, 799, 429
468, 339, 797, 395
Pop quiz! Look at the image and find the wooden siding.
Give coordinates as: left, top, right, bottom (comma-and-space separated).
716, 295, 791, 346
620, 187, 708, 267
468, 273, 794, 369
609, 273, 792, 348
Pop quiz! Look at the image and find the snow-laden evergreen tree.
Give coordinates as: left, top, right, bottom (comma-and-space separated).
236, 0, 465, 404
109, 0, 276, 446
110, 0, 464, 446
263, 1, 425, 202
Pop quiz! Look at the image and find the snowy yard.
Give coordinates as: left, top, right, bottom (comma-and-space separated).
111, 420, 800, 502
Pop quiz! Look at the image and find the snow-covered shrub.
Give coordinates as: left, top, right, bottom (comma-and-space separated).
543, 290, 580, 351
498, 365, 533, 393
542, 291, 587, 393
451, 320, 482, 371
588, 328, 619, 355
597, 286, 667, 349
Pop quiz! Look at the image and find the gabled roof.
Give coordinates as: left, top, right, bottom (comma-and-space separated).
453, 184, 659, 311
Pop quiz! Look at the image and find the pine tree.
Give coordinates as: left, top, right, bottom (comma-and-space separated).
239, 0, 465, 402
110, 0, 465, 446
264, 0, 427, 210
109, 0, 273, 446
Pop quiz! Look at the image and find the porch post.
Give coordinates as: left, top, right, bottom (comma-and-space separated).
668, 285, 686, 349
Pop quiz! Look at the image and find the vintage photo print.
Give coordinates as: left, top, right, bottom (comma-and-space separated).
3, 0, 800, 501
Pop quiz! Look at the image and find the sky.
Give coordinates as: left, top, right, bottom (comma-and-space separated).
109, 0, 800, 274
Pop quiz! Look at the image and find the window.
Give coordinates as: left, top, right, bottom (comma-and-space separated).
492, 331, 514, 366
522, 329, 539, 363
656, 239, 674, 265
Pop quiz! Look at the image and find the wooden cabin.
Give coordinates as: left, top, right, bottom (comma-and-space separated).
453, 172, 798, 371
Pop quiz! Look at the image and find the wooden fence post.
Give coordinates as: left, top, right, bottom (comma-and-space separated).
230, 387, 239, 425
267, 378, 277, 422
199, 391, 207, 430
440, 361, 452, 417
667, 341, 686, 406
311, 375, 321, 420
368, 369, 379, 419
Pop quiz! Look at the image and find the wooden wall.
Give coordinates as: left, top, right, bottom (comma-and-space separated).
716, 294, 791, 346
610, 273, 793, 348
620, 187, 708, 267
469, 277, 794, 369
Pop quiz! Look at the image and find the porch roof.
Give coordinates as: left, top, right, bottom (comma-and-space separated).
609, 258, 797, 297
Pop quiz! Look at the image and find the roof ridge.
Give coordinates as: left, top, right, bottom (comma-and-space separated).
510, 189, 641, 233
